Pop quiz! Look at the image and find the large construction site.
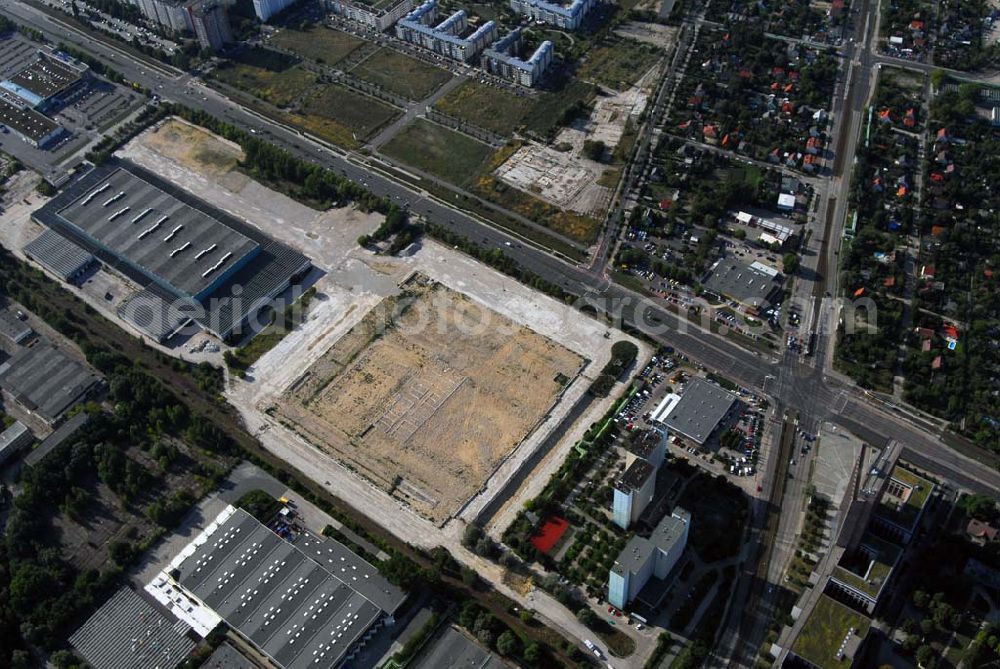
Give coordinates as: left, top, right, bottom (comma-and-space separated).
79, 115, 642, 544
272, 274, 585, 523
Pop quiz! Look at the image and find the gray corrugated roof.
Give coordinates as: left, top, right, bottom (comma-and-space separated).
0, 420, 31, 461
175, 509, 391, 669
33, 160, 311, 341
412, 627, 508, 669
662, 378, 738, 444
297, 534, 406, 614
702, 257, 780, 308
51, 165, 259, 299
23, 227, 94, 280
70, 587, 195, 669
0, 310, 33, 345
0, 341, 103, 423
23, 411, 89, 467
118, 288, 195, 342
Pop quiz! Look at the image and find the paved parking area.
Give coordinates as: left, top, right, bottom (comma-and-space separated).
0, 35, 144, 182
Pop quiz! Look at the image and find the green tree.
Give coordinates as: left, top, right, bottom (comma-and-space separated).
497, 630, 520, 656
916, 644, 936, 667
782, 253, 800, 274
524, 641, 542, 665
583, 140, 607, 162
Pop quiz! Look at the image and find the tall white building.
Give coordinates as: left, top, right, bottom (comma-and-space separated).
135, 0, 193, 32
608, 509, 690, 610
326, 0, 414, 31
253, 0, 298, 22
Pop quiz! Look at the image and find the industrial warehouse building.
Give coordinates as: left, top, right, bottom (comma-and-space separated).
31, 161, 311, 342
0, 341, 104, 425
0, 311, 34, 346
146, 505, 406, 669
24, 228, 96, 281
395, 0, 497, 62
0, 47, 90, 112
481, 29, 553, 87
0, 421, 33, 467
0, 45, 89, 148
70, 587, 196, 669
655, 377, 740, 445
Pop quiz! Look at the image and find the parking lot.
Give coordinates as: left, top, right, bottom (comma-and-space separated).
608, 349, 775, 495
0, 34, 145, 182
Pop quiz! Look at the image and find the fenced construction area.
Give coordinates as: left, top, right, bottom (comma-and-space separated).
273, 276, 585, 523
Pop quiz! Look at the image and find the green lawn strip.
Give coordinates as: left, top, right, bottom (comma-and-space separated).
576, 38, 660, 91
270, 25, 366, 65
295, 84, 401, 142
211, 47, 316, 108
352, 48, 453, 100
381, 119, 493, 188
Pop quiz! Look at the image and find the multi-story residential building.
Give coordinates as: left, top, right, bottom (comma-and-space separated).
481, 29, 553, 87
135, 0, 193, 32
608, 509, 690, 610
326, 0, 414, 32
188, 0, 233, 51
253, 0, 298, 22
395, 0, 497, 62
612, 427, 668, 530
612, 459, 655, 529
508, 0, 594, 30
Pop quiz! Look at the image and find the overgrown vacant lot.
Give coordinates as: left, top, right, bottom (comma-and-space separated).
575, 37, 660, 91
269, 24, 366, 65
274, 277, 584, 523
210, 47, 316, 107
435, 79, 596, 138
293, 84, 401, 146
352, 48, 453, 99
381, 119, 493, 187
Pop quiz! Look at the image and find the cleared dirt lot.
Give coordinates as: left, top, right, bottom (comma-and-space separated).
110, 116, 645, 543
274, 274, 584, 523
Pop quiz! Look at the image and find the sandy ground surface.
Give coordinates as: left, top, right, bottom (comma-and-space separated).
274, 277, 585, 523
493, 75, 653, 217
5, 117, 659, 667
614, 21, 680, 50
114, 117, 646, 539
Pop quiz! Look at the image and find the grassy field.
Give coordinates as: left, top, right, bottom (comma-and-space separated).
211, 47, 316, 107
435, 79, 596, 138
576, 38, 661, 91
294, 84, 400, 145
352, 48, 453, 100
270, 25, 366, 65
381, 119, 493, 187
434, 81, 529, 135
